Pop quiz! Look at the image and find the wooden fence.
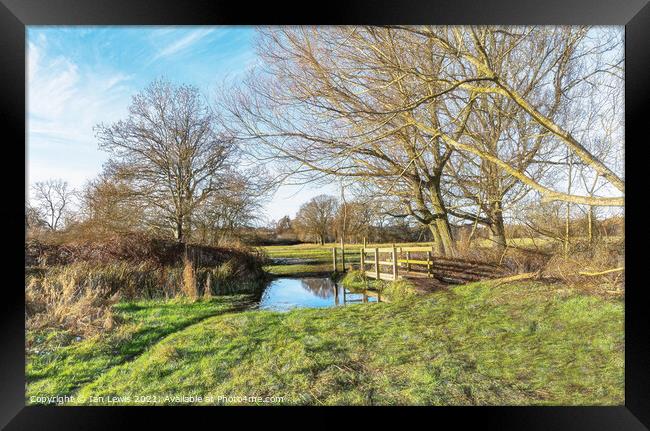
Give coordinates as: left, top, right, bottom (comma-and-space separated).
332, 242, 507, 283
332, 243, 436, 281
360, 245, 435, 281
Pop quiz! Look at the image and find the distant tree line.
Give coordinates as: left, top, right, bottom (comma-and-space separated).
260, 193, 622, 248
268, 193, 432, 245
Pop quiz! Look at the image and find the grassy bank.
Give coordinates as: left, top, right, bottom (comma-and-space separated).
262, 243, 342, 276
26, 295, 259, 402
31, 280, 623, 406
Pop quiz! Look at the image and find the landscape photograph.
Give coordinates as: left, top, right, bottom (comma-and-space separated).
25, 25, 624, 406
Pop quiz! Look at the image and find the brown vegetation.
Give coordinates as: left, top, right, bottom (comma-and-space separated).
543, 240, 624, 298
25, 232, 263, 269
25, 233, 267, 336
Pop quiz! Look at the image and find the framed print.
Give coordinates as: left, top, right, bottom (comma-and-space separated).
1, 0, 648, 428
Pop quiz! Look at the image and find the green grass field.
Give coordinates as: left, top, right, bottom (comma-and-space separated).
26, 295, 258, 402
26, 280, 623, 406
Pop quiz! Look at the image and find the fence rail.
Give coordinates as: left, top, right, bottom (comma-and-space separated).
360, 245, 434, 281
331, 240, 507, 283
332, 242, 435, 281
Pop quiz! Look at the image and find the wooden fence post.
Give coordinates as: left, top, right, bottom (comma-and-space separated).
406, 251, 411, 271
360, 248, 365, 274
374, 247, 380, 280
427, 250, 432, 278
332, 247, 337, 272
340, 238, 346, 271
334, 283, 339, 305
392, 244, 398, 280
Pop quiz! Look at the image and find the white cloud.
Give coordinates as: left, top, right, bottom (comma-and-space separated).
28, 41, 80, 120
27, 36, 133, 194
152, 28, 214, 61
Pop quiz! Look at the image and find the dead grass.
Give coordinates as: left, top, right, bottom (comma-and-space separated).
25, 258, 268, 339
26, 266, 122, 338
543, 241, 624, 298
461, 237, 624, 298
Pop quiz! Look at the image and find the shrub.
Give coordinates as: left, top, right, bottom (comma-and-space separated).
340, 270, 367, 290
381, 279, 418, 301
25, 233, 267, 270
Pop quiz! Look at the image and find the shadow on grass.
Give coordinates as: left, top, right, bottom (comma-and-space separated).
26, 294, 261, 401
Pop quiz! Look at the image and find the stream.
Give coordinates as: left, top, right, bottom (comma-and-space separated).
256, 277, 382, 312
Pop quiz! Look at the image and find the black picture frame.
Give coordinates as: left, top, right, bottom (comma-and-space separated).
1, 0, 648, 428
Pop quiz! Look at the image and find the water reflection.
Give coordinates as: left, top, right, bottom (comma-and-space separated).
300, 278, 334, 299
257, 277, 381, 312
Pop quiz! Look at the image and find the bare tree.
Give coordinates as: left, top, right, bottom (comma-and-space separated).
191, 170, 266, 245
445, 95, 559, 250
224, 27, 470, 255
25, 202, 46, 231
79, 169, 146, 237
228, 27, 622, 255
31, 179, 75, 231
95, 78, 236, 242
223, 26, 622, 257
392, 25, 624, 206
293, 195, 338, 245
275, 215, 293, 235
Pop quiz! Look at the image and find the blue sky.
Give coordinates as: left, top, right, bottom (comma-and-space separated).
27, 26, 334, 223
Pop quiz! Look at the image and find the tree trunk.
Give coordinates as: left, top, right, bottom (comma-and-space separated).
429, 187, 456, 257
428, 223, 445, 255
435, 217, 456, 257
564, 152, 573, 257
185, 214, 192, 243
489, 219, 507, 251
488, 202, 507, 251
175, 219, 184, 242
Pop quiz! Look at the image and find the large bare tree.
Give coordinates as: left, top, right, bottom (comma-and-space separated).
95, 79, 236, 242
224, 27, 469, 255
224, 26, 623, 255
